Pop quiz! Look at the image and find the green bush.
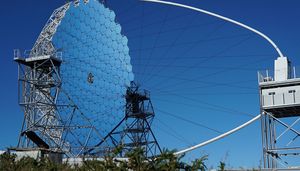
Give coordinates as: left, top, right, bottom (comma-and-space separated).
0, 148, 208, 171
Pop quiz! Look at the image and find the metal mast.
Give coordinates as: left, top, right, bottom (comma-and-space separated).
87, 82, 162, 157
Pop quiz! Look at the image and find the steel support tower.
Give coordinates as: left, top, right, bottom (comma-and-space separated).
13, 50, 103, 158
259, 57, 300, 168
12, 3, 71, 155
12, 2, 102, 157
14, 50, 67, 154
88, 82, 162, 157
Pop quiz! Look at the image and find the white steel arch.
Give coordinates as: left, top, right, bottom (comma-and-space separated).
141, 0, 271, 155
175, 114, 261, 155
141, 0, 284, 58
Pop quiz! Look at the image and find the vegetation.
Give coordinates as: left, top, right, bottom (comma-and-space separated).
218, 161, 226, 171
1, 149, 262, 170
0, 148, 212, 171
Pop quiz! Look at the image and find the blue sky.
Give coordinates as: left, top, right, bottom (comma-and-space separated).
1, 0, 300, 169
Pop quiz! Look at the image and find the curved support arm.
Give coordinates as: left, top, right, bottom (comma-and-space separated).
141, 0, 284, 58
174, 114, 261, 155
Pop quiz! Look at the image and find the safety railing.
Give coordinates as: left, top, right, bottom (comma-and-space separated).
13, 49, 63, 61
258, 66, 300, 83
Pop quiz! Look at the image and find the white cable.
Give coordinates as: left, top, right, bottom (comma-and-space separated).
141, 0, 284, 58
174, 114, 261, 155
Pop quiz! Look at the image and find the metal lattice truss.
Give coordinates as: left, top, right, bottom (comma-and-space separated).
15, 56, 66, 152
15, 54, 105, 157
30, 3, 70, 57
261, 112, 300, 168
86, 82, 162, 157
